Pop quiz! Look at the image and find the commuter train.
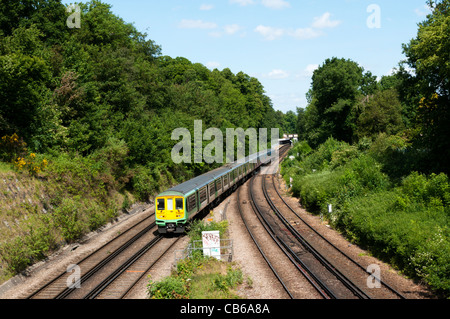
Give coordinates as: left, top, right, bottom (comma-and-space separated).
155, 150, 273, 234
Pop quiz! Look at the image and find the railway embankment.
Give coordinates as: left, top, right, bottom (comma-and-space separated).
0, 158, 149, 289
281, 139, 449, 298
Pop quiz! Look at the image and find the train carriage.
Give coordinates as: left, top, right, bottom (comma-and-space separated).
156, 149, 274, 234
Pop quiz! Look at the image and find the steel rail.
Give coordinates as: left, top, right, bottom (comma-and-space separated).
236, 180, 295, 299
118, 237, 182, 299
248, 176, 334, 299
55, 221, 158, 299
270, 175, 407, 299
262, 175, 370, 299
83, 235, 167, 299
27, 212, 155, 299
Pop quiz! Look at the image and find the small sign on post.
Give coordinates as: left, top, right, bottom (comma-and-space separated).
202, 231, 221, 260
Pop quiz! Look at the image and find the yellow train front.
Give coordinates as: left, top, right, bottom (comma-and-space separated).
155, 191, 188, 234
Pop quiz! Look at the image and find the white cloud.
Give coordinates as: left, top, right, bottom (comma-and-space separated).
303, 64, 319, 77
290, 28, 323, 40
179, 19, 217, 29
209, 24, 244, 37
224, 24, 242, 35
254, 25, 285, 40
200, 4, 214, 11
261, 0, 290, 9
255, 12, 340, 41
312, 12, 341, 29
230, 0, 290, 9
229, 0, 255, 6
267, 69, 290, 79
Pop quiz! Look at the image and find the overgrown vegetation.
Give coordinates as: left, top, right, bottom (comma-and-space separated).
147, 220, 246, 299
282, 138, 450, 297
284, 0, 449, 297
0, 152, 122, 280
0, 0, 293, 283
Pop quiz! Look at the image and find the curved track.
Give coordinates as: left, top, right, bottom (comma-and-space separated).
237, 142, 406, 299
266, 174, 406, 299
27, 210, 183, 299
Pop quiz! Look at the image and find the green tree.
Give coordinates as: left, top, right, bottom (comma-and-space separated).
356, 89, 404, 139
0, 53, 51, 138
402, 0, 450, 173
0, 0, 67, 43
306, 57, 376, 145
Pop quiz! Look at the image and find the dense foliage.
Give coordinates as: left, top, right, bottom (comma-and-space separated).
287, 0, 450, 297
0, 0, 292, 186
0, 0, 293, 281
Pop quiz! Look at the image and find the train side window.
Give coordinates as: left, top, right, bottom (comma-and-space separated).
187, 194, 196, 211
157, 199, 165, 211
176, 198, 183, 210
216, 179, 222, 191
209, 182, 215, 196
199, 187, 207, 203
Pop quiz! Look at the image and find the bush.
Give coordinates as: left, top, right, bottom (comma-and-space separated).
342, 188, 450, 295
0, 237, 33, 275
282, 139, 450, 296
293, 154, 389, 216
89, 137, 129, 188
131, 165, 156, 202
0, 215, 57, 275
0, 133, 27, 162
368, 133, 425, 179
148, 276, 188, 299
53, 197, 88, 243
401, 172, 450, 208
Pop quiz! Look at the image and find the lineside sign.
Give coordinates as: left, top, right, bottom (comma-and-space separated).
202, 231, 221, 260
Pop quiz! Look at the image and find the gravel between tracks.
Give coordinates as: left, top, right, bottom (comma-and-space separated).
0, 174, 437, 299
0, 205, 155, 299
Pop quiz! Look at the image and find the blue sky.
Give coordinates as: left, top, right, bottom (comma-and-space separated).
65, 0, 432, 114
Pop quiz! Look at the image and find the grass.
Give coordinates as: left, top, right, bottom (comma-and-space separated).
147, 220, 248, 299
0, 153, 126, 284
148, 254, 244, 299
0, 161, 13, 173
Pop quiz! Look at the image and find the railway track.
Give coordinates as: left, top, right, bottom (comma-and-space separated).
27, 210, 183, 299
86, 235, 182, 299
258, 174, 368, 299
237, 180, 328, 299
236, 141, 406, 299
29, 143, 404, 300
236, 144, 331, 299
264, 174, 406, 299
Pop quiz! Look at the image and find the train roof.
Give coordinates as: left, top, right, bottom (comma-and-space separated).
162, 150, 269, 195
166, 166, 231, 195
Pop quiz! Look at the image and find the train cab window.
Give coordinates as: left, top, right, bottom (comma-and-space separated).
167, 198, 174, 211
176, 198, 183, 210
157, 199, 165, 211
